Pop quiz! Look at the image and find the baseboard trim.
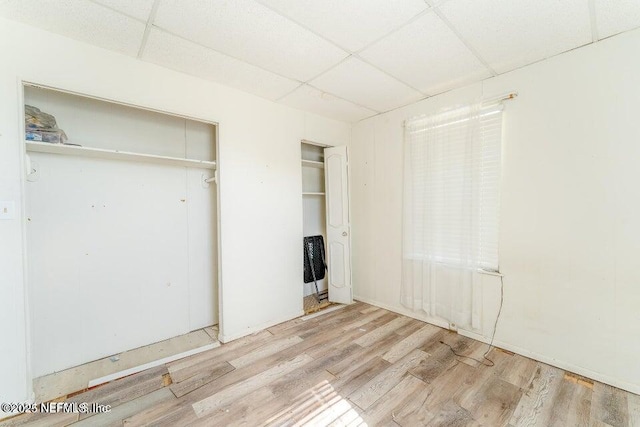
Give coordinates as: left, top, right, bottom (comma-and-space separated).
458, 329, 640, 395
353, 295, 450, 330
219, 309, 305, 343
356, 295, 640, 395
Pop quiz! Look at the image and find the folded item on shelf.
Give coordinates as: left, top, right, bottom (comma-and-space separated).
25, 104, 68, 143
26, 130, 69, 144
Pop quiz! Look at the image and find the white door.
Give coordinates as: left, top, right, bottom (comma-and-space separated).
324, 146, 352, 304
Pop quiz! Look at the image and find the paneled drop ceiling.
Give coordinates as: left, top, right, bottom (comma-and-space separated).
2, 0, 640, 122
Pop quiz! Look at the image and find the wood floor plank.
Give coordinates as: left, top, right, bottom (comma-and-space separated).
169, 361, 235, 398
500, 354, 540, 389
360, 374, 427, 426
383, 324, 441, 363
349, 349, 428, 410
168, 354, 235, 385
335, 362, 394, 404
509, 363, 564, 427
296, 307, 374, 341
409, 340, 462, 384
590, 382, 629, 427
327, 326, 407, 378
399, 399, 478, 427
67, 365, 168, 420
122, 391, 197, 426
462, 375, 523, 427
268, 302, 364, 336
391, 376, 435, 426
627, 391, 640, 427
354, 316, 413, 347
228, 371, 336, 427
547, 377, 593, 427
140, 404, 200, 426
175, 321, 370, 405
166, 330, 272, 380
0, 412, 78, 427
304, 312, 402, 360
303, 329, 367, 361
252, 349, 387, 426
261, 373, 345, 427
181, 387, 275, 427
360, 305, 380, 314
453, 348, 513, 410
236, 343, 382, 426
228, 335, 303, 369
297, 392, 361, 427
191, 354, 314, 418
326, 406, 367, 427
73, 388, 174, 427
454, 339, 491, 369
276, 307, 370, 339
393, 318, 425, 337
421, 361, 478, 412
342, 309, 390, 331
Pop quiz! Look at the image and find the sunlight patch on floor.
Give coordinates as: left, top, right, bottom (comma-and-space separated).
265, 380, 367, 426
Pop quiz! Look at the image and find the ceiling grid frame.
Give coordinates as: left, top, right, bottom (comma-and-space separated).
137, 0, 161, 58
147, 25, 304, 86
2, 0, 640, 122
588, 0, 600, 42
254, 0, 433, 96
87, 0, 151, 24
305, 82, 383, 113
427, 6, 497, 77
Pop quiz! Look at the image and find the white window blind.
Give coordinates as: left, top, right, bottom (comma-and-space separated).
403, 102, 503, 271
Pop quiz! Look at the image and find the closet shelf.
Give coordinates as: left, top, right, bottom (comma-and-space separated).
302, 192, 325, 196
25, 141, 216, 170
301, 159, 324, 169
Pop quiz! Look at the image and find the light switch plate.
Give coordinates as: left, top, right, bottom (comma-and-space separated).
0, 201, 16, 220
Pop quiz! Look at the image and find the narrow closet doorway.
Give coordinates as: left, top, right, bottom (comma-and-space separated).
301, 141, 352, 315
22, 83, 221, 401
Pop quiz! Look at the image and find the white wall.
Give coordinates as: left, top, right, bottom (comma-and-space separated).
351, 27, 640, 394
0, 17, 349, 411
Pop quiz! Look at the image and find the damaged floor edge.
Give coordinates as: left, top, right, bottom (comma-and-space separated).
33, 325, 220, 403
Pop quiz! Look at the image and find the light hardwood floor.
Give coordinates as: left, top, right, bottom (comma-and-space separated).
3, 301, 638, 426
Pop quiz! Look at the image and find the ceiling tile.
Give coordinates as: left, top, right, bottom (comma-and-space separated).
258, 0, 428, 52
424, 0, 449, 6
439, 0, 592, 74
309, 57, 424, 112
360, 11, 491, 95
279, 85, 377, 122
0, 0, 145, 56
594, 0, 640, 39
142, 29, 300, 101
154, 0, 349, 81
92, 0, 156, 21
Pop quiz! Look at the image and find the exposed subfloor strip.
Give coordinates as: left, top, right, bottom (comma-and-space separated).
32, 325, 220, 403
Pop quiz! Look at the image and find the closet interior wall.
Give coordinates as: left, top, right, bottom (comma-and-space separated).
24, 85, 219, 378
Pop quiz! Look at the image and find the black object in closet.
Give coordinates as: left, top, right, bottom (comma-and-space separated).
303, 235, 328, 301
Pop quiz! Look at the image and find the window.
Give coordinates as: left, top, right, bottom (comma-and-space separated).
403, 102, 502, 271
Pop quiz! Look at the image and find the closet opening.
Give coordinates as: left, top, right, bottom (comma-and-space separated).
301, 141, 329, 314
21, 83, 221, 402
301, 140, 353, 315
